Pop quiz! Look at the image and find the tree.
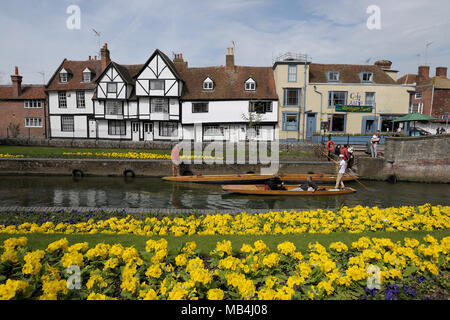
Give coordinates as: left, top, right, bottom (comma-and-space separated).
8, 123, 20, 138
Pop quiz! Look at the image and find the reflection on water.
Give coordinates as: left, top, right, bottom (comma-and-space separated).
0, 176, 449, 210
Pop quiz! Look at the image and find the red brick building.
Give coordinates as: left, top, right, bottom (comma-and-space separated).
0, 67, 48, 138
398, 66, 450, 119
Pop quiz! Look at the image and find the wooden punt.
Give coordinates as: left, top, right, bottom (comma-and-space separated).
161, 174, 273, 184
162, 173, 355, 184
222, 184, 357, 196
277, 173, 355, 183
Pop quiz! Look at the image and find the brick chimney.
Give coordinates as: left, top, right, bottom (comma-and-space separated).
226, 47, 235, 70
417, 66, 430, 84
436, 66, 447, 78
173, 53, 188, 69
374, 60, 392, 69
10, 66, 22, 98
101, 43, 111, 70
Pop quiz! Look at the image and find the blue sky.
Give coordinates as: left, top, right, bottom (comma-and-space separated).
0, 0, 449, 84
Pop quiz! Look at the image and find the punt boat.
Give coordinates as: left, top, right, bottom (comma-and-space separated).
221, 184, 357, 196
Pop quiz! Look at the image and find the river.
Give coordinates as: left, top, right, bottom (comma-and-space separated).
0, 176, 449, 210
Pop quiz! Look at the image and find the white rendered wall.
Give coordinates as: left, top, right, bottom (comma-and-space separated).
182, 100, 278, 124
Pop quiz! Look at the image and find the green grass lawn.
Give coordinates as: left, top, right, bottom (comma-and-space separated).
1, 230, 447, 255
0, 146, 170, 158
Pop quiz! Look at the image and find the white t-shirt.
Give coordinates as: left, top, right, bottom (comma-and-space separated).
371, 134, 380, 144
339, 159, 347, 174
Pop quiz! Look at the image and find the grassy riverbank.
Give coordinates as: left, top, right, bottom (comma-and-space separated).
0, 145, 315, 160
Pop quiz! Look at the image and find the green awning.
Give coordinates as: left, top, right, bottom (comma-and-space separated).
393, 113, 439, 122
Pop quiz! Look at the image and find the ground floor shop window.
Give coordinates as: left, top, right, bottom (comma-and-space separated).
381, 115, 403, 133
203, 125, 224, 136
160, 122, 178, 137
328, 114, 346, 132
108, 120, 126, 135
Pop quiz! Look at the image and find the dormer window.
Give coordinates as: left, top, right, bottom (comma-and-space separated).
361, 72, 374, 83
328, 71, 340, 82
245, 78, 256, 91
82, 68, 92, 83
203, 77, 213, 90
60, 71, 68, 83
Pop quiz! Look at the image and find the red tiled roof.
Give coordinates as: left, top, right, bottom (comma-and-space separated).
309, 63, 397, 84
397, 74, 417, 85
176, 65, 278, 101
0, 85, 46, 100
46, 59, 102, 91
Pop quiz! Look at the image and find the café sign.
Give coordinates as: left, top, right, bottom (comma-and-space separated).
335, 104, 373, 113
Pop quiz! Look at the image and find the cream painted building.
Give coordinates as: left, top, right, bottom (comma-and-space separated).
273, 54, 414, 141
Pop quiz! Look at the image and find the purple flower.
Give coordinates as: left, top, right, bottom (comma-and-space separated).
417, 275, 427, 283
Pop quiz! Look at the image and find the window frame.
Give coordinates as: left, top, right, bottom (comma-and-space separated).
107, 83, 117, 94
59, 73, 68, 83
105, 100, 123, 115
192, 102, 209, 113
328, 114, 346, 133
415, 92, 422, 99
151, 98, 169, 113
150, 80, 165, 91
203, 79, 214, 91
328, 91, 347, 108
82, 72, 91, 83
58, 91, 67, 108
25, 117, 42, 128
283, 88, 301, 107
24, 100, 42, 109
249, 101, 272, 114
61, 115, 74, 132
365, 92, 376, 106
327, 71, 340, 82
108, 120, 126, 135
203, 125, 224, 137
282, 112, 300, 131
159, 122, 178, 137
76, 91, 86, 109
288, 65, 297, 82
245, 79, 256, 91
360, 72, 374, 83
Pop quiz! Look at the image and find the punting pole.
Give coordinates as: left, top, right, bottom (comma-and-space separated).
308, 141, 369, 191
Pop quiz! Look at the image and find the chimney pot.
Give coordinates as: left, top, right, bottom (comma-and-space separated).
94, 56, 97, 60
417, 66, 430, 84
100, 43, 111, 70
436, 66, 447, 78
89, 56, 91, 60
11, 66, 22, 97
226, 47, 235, 70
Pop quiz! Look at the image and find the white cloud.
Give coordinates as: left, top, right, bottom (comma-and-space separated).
0, 0, 448, 84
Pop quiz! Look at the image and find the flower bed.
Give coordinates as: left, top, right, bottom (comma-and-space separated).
61, 151, 222, 161
0, 235, 448, 300
1, 204, 449, 236
0, 153, 24, 158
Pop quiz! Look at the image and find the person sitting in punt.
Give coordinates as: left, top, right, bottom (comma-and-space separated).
290, 176, 318, 192
265, 176, 287, 190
